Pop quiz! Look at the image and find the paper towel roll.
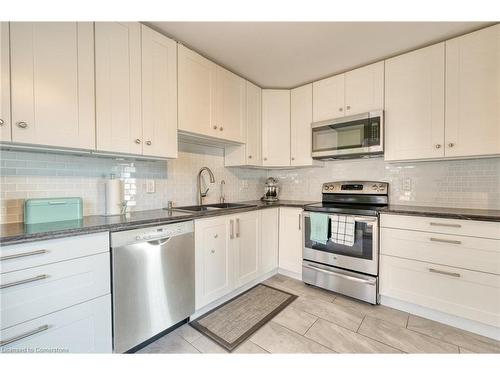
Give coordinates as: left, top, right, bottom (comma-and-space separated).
105, 178, 123, 216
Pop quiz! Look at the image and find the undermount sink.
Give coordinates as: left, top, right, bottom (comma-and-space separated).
168, 203, 256, 213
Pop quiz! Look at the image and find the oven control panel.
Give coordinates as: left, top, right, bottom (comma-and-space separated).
322, 181, 388, 195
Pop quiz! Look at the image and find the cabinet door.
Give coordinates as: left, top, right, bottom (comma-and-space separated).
278, 208, 303, 276
0, 22, 10, 142
233, 211, 259, 288
262, 89, 291, 167
0, 295, 112, 353
10, 22, 95, 150
291, 83, 313, 166
141, 25, 178, 158
384, 43, 445, 161
216, 66, 246, 142
245, 81, 262, 165
445, 24, 500, 158
195, 217, 231, 309
312, 73, 345, 122
178, 45, 217, 137
345, 61, 384, 116
260, 208, 279, 274
95, 22, 142, 155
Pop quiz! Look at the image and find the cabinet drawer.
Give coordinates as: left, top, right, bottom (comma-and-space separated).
0, 295, 112, 353
381, 228, 500, 275
380, 255, 500, 327
0, 232, 109, 273
381, 214, 500, 239
1, 252, 110, 329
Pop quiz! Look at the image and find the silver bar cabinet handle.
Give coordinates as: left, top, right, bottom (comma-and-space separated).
230, 219, 234, 240
0, 274, 49, 289
429, 222, 461, 228
298, 213, 301, 230
0, 325, 49, 347
0, 249, 47, 262
429, 268, 461, 278
236, 218, 240, 238
430, 237, 462, 245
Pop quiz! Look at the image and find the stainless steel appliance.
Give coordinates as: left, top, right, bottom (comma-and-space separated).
111, 221, 195, 353
302, 181, 388, 304
261, 177, 280, 202
311, 110, 383, 160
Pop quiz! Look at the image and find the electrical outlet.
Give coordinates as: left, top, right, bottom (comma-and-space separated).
146, 179, 155, 193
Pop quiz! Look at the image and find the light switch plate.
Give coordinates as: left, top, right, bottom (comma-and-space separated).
146, 179, 155, 193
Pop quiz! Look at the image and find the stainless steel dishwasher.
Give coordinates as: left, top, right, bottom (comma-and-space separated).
111, 220, 195, 353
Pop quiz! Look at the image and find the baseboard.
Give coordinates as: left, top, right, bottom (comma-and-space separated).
277, 268, 302, 281
380, 295, 500, 340
190, 269, 279, 320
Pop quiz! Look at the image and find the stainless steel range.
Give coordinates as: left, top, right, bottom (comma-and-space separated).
302, 181, 388, 304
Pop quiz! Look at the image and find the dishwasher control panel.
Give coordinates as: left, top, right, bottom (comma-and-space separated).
111, 220, 194, 247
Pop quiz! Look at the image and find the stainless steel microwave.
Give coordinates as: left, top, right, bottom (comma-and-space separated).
311, 110, 383, 159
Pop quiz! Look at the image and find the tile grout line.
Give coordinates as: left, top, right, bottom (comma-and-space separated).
301, 316, 319, 337
270, 320, 337, 353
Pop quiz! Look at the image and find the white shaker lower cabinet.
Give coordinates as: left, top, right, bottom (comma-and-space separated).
0, 232, 112, 353
278, 207, 303, 277
195, 216, 231, 310
260, 208, 279, 274
380, 214, 500, 328
195, 210, 276, 310
0, 295, 112, 354
233, 211, 260, 288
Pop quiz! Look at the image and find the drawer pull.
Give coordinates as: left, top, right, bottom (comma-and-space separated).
429, 268, 461, 278
429, 222, 462, 228
430, 237, 462, 245
0, 274, 49, 289
0, 249, 48, 262
0, 325, 49, 347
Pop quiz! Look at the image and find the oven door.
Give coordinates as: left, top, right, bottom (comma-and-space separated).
302, 211, 378, 275
311, 110, 383, 159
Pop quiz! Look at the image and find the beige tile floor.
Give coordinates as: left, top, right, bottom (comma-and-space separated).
138, 274, 500, 354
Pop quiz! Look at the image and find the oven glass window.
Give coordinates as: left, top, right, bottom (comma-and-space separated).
312, 117, 380, 153
304, 216, 373, 260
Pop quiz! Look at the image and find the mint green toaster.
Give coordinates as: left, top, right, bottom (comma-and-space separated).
24, 197, 83, 224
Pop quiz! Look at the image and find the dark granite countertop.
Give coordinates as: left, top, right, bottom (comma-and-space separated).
381, 205, 500, 223
0, 200, 315, 246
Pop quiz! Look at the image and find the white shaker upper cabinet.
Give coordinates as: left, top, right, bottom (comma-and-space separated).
313, 73, 345, 122
216, 66, 246, 143
178, 45, 217, 137
141, 25, 178, 158
291, 83, 314, 166
245, 81, 262, 165
0, 22, 11, 142
95, 22, 142, 155
10, 22, 95, 150
445, 24, 500, 158
384, 43, 445, 161
262, 89, 291, 167
344, 61, 384, 116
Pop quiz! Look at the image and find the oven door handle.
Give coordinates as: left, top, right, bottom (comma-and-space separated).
302, 263, 376, 286
303, 212, 377, 223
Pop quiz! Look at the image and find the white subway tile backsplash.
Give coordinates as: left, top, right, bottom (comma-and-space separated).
270, 157, 500, 210
0, 144, 266, 224
1, 145, 500, 224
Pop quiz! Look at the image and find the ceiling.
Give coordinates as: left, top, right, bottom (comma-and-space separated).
148, 22, 490, 88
